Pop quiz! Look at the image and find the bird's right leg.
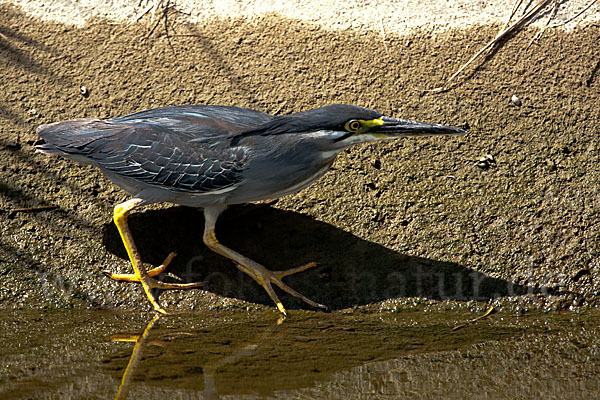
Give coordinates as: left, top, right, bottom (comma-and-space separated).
103, 198, 203, 314
202, 206, 326, 315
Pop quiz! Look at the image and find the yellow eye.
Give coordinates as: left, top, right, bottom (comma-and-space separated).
345, 120, 361, 132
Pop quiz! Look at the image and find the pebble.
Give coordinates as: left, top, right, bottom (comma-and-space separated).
511, 95, 522, 106
476, 154, 496, 169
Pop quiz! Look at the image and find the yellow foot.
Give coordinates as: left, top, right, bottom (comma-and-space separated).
236, 261, 327, 316
104, 252, 177, 282
102, 251, 204, 314
103, 252, 204, 289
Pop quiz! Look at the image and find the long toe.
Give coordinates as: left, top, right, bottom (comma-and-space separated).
150, 279, 205, 290
102, 252, 177, 282
273, 262, 319, 278
236, 261, 326, 314
270, 275, 326, 310
101, 251, 203, 315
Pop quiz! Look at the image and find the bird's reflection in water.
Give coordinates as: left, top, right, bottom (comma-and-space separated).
111, 313, 286, 400
105, 309, 516, 399
112, 314, 160, 400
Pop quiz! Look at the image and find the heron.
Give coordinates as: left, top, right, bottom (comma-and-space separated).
37, 104, 465, 315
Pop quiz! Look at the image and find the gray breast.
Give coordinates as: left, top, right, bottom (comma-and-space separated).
223, 133, 341, 204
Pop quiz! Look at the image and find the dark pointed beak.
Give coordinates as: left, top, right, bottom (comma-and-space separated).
374, 116, 466, 137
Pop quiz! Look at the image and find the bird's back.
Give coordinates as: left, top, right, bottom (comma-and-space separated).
35, 104, 406, 205
37, 105, 273, 150
110, 105, 272, 136
36, 105, 275, 195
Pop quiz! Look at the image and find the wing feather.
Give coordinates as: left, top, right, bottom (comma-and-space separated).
36, 106, 264, 193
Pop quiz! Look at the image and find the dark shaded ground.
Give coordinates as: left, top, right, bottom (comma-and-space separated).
0, 4, 599, 313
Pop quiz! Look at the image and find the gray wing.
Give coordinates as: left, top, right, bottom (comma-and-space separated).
36, 106, 272, 193
87, 123, 248, 192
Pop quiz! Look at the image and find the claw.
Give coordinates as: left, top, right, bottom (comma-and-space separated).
110, 198, 203, 314
202, 206, 328, 314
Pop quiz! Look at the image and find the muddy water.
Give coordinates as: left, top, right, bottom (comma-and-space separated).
1, 309, 599, 399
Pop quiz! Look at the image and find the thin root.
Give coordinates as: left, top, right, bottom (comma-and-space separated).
452, 306, 496, 332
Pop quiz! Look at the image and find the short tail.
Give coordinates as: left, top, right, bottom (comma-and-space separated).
36, 119, 114, 156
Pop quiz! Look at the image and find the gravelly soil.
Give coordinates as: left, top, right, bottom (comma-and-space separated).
1, 3, 599, 314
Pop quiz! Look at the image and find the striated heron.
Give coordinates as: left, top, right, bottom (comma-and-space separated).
37, 104, 465, 315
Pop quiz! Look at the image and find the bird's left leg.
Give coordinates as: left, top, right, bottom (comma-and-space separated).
103, 198, 204, 314
202, 206, 326, 315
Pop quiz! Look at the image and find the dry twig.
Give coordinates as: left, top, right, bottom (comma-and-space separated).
133, 1, 155, 23
140, 0, 185, 55
527, 0, 561, 49
548, 0, 599, 28
429, 0, 553, 93
503, 0, 524, 30
452, 306, 496, 332
10, 205, 57, 213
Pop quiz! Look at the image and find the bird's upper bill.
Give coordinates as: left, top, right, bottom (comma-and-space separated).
362, 116, 466, 139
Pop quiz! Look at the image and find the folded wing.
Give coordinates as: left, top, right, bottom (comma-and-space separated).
36, 106, 273, 193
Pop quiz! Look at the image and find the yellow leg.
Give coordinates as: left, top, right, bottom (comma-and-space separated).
202, 206, 326, 316
105, 198, 203, 314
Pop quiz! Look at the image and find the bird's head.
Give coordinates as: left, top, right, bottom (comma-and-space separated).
300, 104, 466, 147
234, 104, 465, 147
231, 104, 466, 151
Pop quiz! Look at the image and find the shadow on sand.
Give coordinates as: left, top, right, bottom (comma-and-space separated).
102, 204, 541, 310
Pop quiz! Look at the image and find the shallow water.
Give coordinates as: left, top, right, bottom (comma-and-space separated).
1, 309, 599, 399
